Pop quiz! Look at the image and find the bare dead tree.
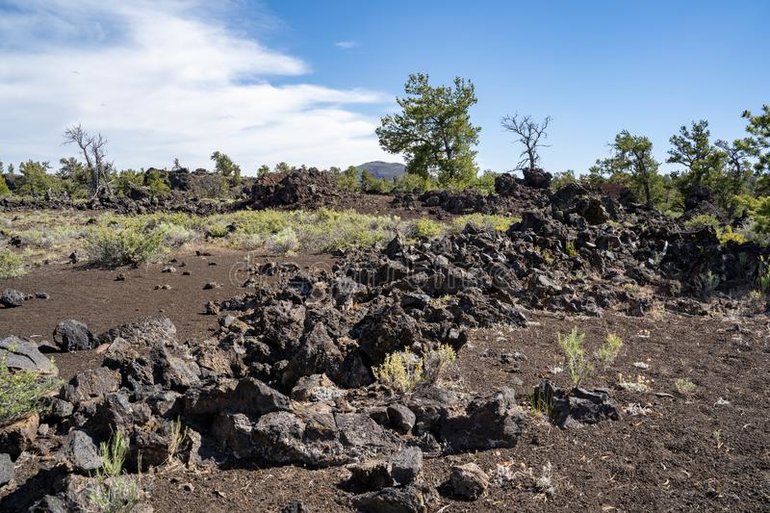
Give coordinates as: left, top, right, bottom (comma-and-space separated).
63, 124, 113, 197
501, 113, 551, 170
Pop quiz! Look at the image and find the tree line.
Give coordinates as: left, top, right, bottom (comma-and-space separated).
376, 73, 770, 214
1, 72, 768, 216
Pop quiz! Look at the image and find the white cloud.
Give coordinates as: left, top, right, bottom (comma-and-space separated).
0, 1, 393, 172
334, 40, 359, 49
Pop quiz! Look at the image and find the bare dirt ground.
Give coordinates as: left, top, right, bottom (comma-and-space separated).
3, 248, 769, 512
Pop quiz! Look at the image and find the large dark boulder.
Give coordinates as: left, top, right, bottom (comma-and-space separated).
533, 380, 620, 428
494, 173, 518, 196
522, 167, 552, 189
0, 289, 25, 308
60, 430, 101, 473
98, 315, 178, 347
53, 320, 95, 352
440, 388, 524, 452
63, 367, 121, 405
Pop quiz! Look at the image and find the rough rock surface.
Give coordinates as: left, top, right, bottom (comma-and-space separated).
0, 337, 56, 374
53, 320, 95, 352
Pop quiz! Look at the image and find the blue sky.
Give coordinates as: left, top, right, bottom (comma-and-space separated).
0, 1, 768, 175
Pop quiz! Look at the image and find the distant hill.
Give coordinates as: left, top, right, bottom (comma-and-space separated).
356, 161, 405, 180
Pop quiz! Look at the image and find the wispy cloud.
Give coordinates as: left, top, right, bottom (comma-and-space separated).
0, 1, 391, 171
334, 40, 359, 49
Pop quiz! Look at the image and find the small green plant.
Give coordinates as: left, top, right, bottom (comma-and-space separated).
527, 392, 553, 418
557, 328, 593, 388
89, 431, 140, 513
596, 333, 623, 369
0, 357, 59, 424
165, 417, 188, 464
717, 226, 746, 245
421, 344, 457, 384
617, 373, 652, 393
696, 270, 720, 296
86, 226, 164, 267
534, 462, 556, 497
565, 240, 578, 257
0, 249, 24, 279
675, 377, 696, 396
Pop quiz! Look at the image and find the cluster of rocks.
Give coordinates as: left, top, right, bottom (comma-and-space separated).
392, 169, 554, 216
0, 309, 528, 512
0, 289, 49, 309
0, 194, 237, 216
247, 169, 345, 211
388, 181, 767, 317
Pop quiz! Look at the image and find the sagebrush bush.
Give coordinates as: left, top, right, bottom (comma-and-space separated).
373, 344, 457, 393
265, 228, 301, 255
86, 225, 164, 267
414, 218, 443, 238
0, 358, 59, 424
373, 349, 424, 393
0, 249, 24, 279
674, 377, 696, 396
450, 213, 518, 233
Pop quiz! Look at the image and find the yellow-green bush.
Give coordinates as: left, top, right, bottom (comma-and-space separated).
450, 213, 518, 233
373, 344, 457, 393
0, 358, 59, 424
0, 249, 24, 279
558, 328, 593, 388
86, 225, 164, 267
596, 333, 623, 369
414, 218, 443, 238
373, 349, 424, 393
684, 213, 720, 231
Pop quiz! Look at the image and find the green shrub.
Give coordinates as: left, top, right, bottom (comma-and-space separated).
565, 240, 578, 257
0, 357, 59, 424
265, 228, 300, 255
596, 333, 623, 369
414, 218, 443, 238
451, 213, 517, 233
421, 344, 457, 384
86, 225, 164, 267
684, 213, 720, 231
717, 225, 746, 245
557, 328, 593, 388
0, 249, 24, 279
373, 344, 457, 393
373, 349, 424, 393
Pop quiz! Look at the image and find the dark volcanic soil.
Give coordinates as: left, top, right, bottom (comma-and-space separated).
0, 248, 336, 381
140, 311, 770, 513
3, 253, 769, 512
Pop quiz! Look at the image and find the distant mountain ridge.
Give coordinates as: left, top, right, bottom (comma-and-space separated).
355, 161, 405, 180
